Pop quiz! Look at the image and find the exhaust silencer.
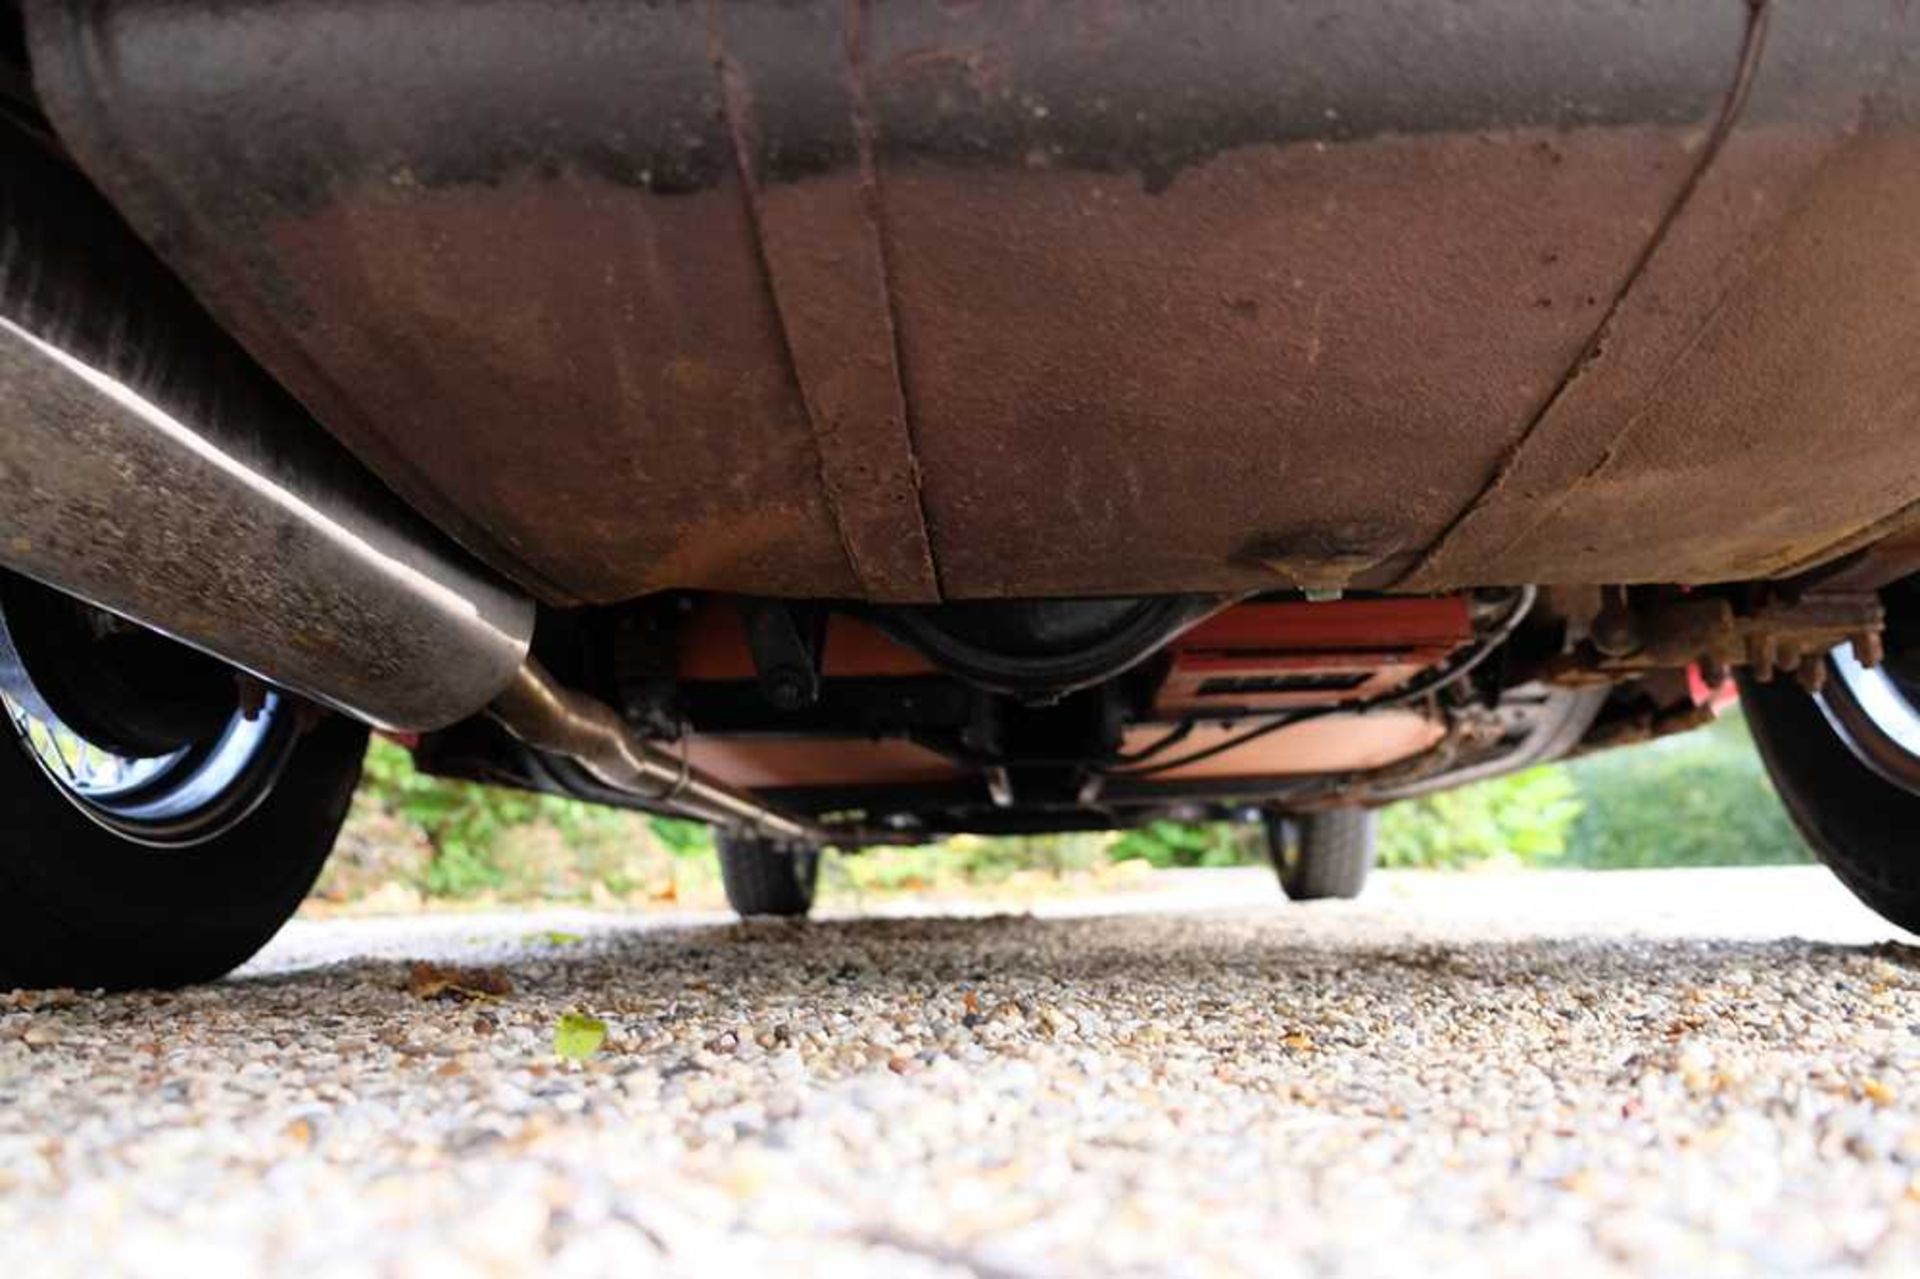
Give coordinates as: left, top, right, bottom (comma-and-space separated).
0, 134, 531, 731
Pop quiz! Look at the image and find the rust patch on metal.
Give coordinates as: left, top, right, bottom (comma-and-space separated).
711, 0, 942, 603
1398, 126, 1842, 590
1401, 0, 1920, 588
1545, 591, 1883, 685
26, 0, 1920, 603
874, 126, 1700, 597
265, 175, 863, 602
1444, 131, 1920, 586
1400, 0, 1773, 589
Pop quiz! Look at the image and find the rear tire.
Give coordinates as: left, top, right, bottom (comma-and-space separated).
717, 832, 820, 918
1263, 808, 1376, 900
1739, 672, 1920, 933
0, 714, 366, 990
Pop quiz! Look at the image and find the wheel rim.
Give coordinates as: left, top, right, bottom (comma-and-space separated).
0, 595, 297, 847
2, 687, 294, 846
1816, 640, 1920, 792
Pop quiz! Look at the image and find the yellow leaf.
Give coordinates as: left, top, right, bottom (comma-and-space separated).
554, 1011, 607, 1060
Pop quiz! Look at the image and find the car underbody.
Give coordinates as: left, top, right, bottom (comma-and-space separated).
1, 1, 1919, 983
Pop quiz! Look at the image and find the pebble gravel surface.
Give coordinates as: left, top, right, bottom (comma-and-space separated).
0, 868, 1916, 1277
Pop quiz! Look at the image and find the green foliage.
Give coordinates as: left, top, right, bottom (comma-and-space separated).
1374, 709, 1806, 871
1557, 710, 1808, 869
841, 833, 1110, 894
354, 738, 684, 898
994, 832, 1120, 877
1378, 765, 1584, 869
1108, 767, 1587, 874
357, 738, 530, 896
1108, 821, 1260, 868
334, 706, 1810, 908
646, 816, 713, 858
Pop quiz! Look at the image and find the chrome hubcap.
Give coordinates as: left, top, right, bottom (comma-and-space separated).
4, 697, 184, 799
0, 586, 295, 847
1817, 640, 1920, 792
2, 687, 290, 845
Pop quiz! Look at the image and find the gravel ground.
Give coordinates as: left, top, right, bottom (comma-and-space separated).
0, 867, 1916, 1277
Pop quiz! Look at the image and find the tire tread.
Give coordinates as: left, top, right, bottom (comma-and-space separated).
1265, 809, 1376, 901
717, 835, 818, 918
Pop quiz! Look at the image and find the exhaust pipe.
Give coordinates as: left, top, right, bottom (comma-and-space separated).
0, 135, 818, 838
488, 661, 816, 840
0, 312, 539, 732
0, 133, 532, 732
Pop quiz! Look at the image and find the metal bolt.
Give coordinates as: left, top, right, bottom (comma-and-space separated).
1853, 630, 1886, 668
762, 667, 812, 711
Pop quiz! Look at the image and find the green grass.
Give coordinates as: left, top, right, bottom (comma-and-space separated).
1558, 711, 1807, 869
314, 708, 1809, 909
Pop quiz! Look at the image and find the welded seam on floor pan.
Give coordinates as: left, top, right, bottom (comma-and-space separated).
1394, 0, 1773, 588
709, 0, 942, 603
841, 0, 948, 602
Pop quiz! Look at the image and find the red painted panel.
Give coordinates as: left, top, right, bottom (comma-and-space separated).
1156, 596, 1472, 713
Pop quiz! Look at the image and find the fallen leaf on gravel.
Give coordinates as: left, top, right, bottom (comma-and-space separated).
1863, 1078, 1896, 1106
406, 961, 513, 1002
21, 1021, 64, 1047
553, 1011, 607, 1060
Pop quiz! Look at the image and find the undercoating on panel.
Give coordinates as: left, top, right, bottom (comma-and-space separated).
22, 0, 1920, 602
1403, 0, 1920, 589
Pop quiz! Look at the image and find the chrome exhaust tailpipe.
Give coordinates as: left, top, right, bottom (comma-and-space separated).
0, 145, 533, 730
0, 316, 538, 731
0, 139, 534, 732
0, 136, 819, 839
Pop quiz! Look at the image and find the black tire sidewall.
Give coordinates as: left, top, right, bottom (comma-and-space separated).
717, 834, 818, 918
1739, 673, 1920, 933
0, 714, 367, 989
1265, 808, 1376, 901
